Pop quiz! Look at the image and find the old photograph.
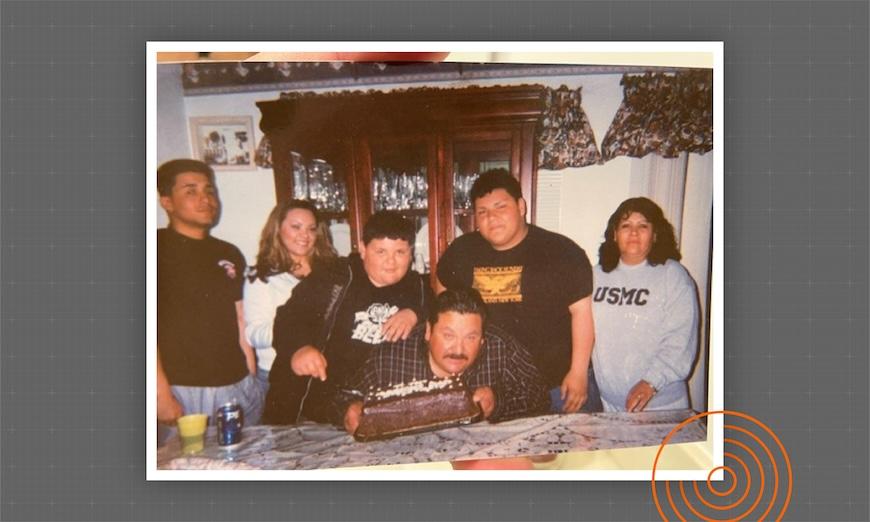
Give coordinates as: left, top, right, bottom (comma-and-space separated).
147, 45, 722, 478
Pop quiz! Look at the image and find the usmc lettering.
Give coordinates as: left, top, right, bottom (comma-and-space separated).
593, 286, 649, 306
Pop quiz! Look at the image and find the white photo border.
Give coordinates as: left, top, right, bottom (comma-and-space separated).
146, 41, 724, 481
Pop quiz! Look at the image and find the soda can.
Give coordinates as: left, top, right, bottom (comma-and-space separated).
215, 401, 243, 447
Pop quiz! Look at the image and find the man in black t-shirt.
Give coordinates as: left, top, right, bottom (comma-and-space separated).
265, 211, 430, 425
437, 169, 601, 414
156, 159, 262, 438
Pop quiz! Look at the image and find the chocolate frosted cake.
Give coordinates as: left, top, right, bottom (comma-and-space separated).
353, 377, 482, 442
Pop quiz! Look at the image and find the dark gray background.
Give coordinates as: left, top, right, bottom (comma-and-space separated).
1, 1, 867, 521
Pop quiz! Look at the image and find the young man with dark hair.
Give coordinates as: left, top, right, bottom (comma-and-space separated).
264, 211, 430, 425
156, 159, 262, 437
437, 169, 601, 414
341, 288, 550, 435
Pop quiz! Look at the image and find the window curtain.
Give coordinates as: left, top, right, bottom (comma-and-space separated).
600, 70, 713, 161
628, 152, 689, 246
537, 86, 601, 169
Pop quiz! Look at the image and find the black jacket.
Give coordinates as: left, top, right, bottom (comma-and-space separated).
264, 255, 429, 425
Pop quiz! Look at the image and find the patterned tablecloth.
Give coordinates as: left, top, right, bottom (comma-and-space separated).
158, 409, 705, 470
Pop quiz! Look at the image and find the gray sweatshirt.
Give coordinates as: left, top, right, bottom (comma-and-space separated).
591, 259, 699, 411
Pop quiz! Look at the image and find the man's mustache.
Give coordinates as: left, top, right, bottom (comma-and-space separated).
444, 353, 468, 360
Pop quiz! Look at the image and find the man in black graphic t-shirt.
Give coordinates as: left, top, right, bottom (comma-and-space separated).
437, 169, 601, 414
265, 211, 430, 425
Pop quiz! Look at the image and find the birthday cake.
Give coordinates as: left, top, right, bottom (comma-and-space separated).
353, 377, 482, 441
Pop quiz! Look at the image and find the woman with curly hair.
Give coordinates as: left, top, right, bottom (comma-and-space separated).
592, 197, 699, 412
243, 199, 337, 396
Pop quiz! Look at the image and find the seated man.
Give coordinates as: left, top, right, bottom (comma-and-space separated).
342, 288, 550, 434
264, 211, 430, 425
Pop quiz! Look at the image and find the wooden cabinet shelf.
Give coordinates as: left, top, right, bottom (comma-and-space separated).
257, 84, 547, 285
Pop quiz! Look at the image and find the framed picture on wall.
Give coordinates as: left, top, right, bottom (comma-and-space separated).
189, 116, 255, 170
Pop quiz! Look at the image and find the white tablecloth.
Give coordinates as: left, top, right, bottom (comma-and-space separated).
158, 409, 706, 470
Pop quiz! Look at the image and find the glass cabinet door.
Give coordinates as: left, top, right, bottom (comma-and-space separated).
450, 138, 512, 237
289, 151, 352, 256
369, 141, 431, 274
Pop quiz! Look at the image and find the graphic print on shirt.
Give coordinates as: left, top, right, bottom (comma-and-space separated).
593, 286, 650, 306
217, 259, 238, 280
472, 266, 523, 303
351, 303, 399, 344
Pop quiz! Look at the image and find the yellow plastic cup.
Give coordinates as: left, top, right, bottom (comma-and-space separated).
177, 414, 208, 454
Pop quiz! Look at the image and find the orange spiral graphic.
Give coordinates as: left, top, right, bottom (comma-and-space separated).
651, 410, 793, 521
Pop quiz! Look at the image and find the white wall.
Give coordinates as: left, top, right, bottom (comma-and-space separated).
550, 158, 633, 261
156, 65, 189, 164
155, 64, 190, 232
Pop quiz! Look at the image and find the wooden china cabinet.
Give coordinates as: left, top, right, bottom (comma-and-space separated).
256, 84, 547, 286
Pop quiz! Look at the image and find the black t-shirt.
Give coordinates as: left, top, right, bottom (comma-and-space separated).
437, 225, 593, 386
157, 228, 248, 386
325, 256, 428, 387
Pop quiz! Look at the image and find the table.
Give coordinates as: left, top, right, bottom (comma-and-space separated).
158, 409, 705, 470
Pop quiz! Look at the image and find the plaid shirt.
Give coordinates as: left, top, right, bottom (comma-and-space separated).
343, 323, 550, 422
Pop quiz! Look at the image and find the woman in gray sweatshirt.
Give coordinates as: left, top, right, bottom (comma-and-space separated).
591, 197, 699, 412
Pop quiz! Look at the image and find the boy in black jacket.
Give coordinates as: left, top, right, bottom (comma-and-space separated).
264, 211, 430, 425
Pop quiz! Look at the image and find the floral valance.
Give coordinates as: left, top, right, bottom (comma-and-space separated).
536, 86, 601, 169
600, 70, 713, 161
254, 72, 713, 170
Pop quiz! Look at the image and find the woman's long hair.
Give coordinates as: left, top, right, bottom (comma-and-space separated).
598, 197, 681, 273
250, 199, 337, 282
